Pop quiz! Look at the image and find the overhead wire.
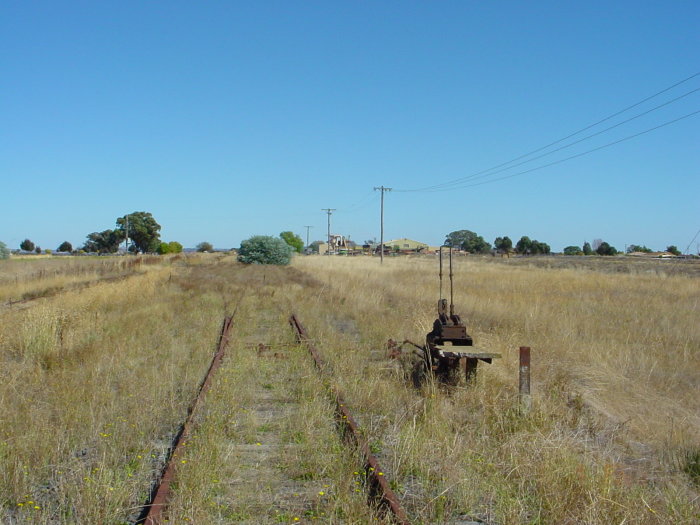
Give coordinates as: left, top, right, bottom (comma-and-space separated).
684, 228, 700, 255
394, 71, 700, 193
422, 87, 700, 189
336, 190, 379, 213
422, 108, 700, 192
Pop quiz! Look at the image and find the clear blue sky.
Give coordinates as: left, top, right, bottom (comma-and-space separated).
2, 1, 699, 252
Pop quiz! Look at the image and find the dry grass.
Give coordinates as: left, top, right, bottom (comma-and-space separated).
0, 254, 226, 523
0, 255, 165, 304
289, 255, 700, 523
0, 253, 698, 523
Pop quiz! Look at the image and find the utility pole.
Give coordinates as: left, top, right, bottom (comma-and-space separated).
321, 209, 335, 255
303, 226, 313, 250
374, 186, 392, 264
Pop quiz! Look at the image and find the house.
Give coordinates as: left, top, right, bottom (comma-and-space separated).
383, 238, 429, 254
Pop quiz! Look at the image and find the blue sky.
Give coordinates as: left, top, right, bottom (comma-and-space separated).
2, 1, 698, 252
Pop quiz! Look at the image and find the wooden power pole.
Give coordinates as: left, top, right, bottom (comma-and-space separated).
373, 186, 392, 264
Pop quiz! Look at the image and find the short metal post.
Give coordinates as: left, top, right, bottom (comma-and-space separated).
464, 357, 478, 382
519, 346, 531, 413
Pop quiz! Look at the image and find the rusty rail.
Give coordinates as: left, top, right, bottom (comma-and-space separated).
140, 315, 234, 525
289, 314, 411, 525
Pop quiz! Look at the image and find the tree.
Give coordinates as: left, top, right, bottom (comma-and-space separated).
280, 231, 304, 253
116, 212, 161, 253
35, 246, 42, 254
82, 229, 124, 253
494, 236, 513, 254
57, 241, 73, 253
0, 241, 10, 260
515, 236, 532, 255
596, 242, 617, 256
666, 245, 681, 256
445, 230, 491, 254
627, 244, 652, 253
530, 240, 551, 255
582, 242, 593, 255
168, 241, 183, 254
563, 245, 583, 256
196, 241, 214, 252
238, 235, 293, 265
20, 239, 35, 252
156, 242, 171, 254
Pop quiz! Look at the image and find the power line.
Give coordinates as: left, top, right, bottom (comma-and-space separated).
412, 86, 700, 191
685, 228, 700, 255
395, 71, 700, 193
336, 190, 378, 213
421, 108, 700, 192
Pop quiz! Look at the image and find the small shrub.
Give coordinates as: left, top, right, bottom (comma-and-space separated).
238, 236, 293, 265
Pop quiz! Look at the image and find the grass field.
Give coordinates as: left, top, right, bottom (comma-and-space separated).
0, 253, 698, 523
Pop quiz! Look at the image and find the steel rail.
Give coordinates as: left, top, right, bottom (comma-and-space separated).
289, 314, 411, 525
140, 315, 234, 525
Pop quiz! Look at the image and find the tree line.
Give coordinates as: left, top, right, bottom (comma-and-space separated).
445, 230, 681, 256
15, 212, 183, 255
445, 230, 552, 255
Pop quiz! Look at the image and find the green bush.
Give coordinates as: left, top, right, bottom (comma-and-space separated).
168, 241, 183, 254
238, 235, 293, 265
0, 241, 9, 260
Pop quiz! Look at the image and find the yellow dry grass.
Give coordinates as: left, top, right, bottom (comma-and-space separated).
0, 253, 697, 523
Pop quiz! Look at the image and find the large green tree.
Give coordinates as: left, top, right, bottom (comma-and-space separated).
596, 242, 617, 256
666, 245, 681, 256
627, 244, 652, 253
445, 230, 491, 254
530, 240, 551, 255
82, 229, 124, 253
494, 236, 513, 254
57, 241, 73, 253
280, 231, 304, 253
563, 245, 583, 256
116, 212, 161, 253
515, 236, 531, 254
20, 239, 35, 252
582, 242, 593, 255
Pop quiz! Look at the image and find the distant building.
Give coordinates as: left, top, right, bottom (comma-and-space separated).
384, 238, 429, 253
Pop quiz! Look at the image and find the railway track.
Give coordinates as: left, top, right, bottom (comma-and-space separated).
140, 315, 234, 525
289, 314, 411, 525
138, 312, 413, 524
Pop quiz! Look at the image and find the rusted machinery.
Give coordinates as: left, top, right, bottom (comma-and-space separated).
393, 246, 500, 385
